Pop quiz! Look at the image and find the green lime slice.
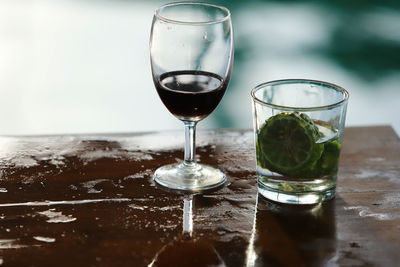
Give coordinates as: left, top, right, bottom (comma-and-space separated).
316, 140, 342, 176
294, 139, 342, 178
257, 112, 323, 177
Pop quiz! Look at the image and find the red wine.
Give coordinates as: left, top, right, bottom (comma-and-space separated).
155, 70, 227, 121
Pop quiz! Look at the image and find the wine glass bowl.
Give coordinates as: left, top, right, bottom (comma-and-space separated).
150, 2, 234, 191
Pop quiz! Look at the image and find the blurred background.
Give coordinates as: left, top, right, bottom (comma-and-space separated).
1, 0, 399, 136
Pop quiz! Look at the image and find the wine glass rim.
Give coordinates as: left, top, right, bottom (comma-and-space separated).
250, 79, 350, 111
154, 1, 231, 25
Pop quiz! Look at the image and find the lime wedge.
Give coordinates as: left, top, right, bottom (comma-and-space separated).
294, 139, 342, 178
257, 112, 323, 177
316, 140, 342, 176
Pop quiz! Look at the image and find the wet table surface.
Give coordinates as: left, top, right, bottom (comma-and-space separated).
0, 126, 399, 266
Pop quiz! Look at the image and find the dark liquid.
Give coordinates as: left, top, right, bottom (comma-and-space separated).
155, 70, 227, 121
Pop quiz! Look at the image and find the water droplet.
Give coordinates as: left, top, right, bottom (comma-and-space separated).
33, 236, 56, 243
38, 209, 77, 223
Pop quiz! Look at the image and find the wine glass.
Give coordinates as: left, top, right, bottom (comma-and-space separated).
149, 2, 234, 191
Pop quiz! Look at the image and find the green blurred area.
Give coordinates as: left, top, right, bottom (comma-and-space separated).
200, 0, 400, 128
212, 0, 400, 78
2, 0, 398, 134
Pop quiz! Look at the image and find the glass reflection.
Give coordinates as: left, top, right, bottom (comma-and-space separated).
149, 195, 225, 267
246, 194, 336, 266
182, 197, 193, 238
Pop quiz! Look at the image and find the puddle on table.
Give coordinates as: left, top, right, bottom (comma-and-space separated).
0, 132, 350, 266
0, 133, 259, 265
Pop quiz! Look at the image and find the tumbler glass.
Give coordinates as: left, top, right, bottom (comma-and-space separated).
251, 79, 349, 204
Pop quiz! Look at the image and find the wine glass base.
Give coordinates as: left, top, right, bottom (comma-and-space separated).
153, 163, 226, 192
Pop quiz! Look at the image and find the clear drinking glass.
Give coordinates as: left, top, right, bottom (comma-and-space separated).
150, 2, 234, 191
251, 79, 349, 204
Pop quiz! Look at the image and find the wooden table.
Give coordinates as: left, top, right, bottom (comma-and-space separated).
0, 126, 398, 266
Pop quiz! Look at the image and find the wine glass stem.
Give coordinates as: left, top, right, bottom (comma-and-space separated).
183, 121, 197, 167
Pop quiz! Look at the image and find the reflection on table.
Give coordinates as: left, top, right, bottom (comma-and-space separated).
0, 127, 398, 266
